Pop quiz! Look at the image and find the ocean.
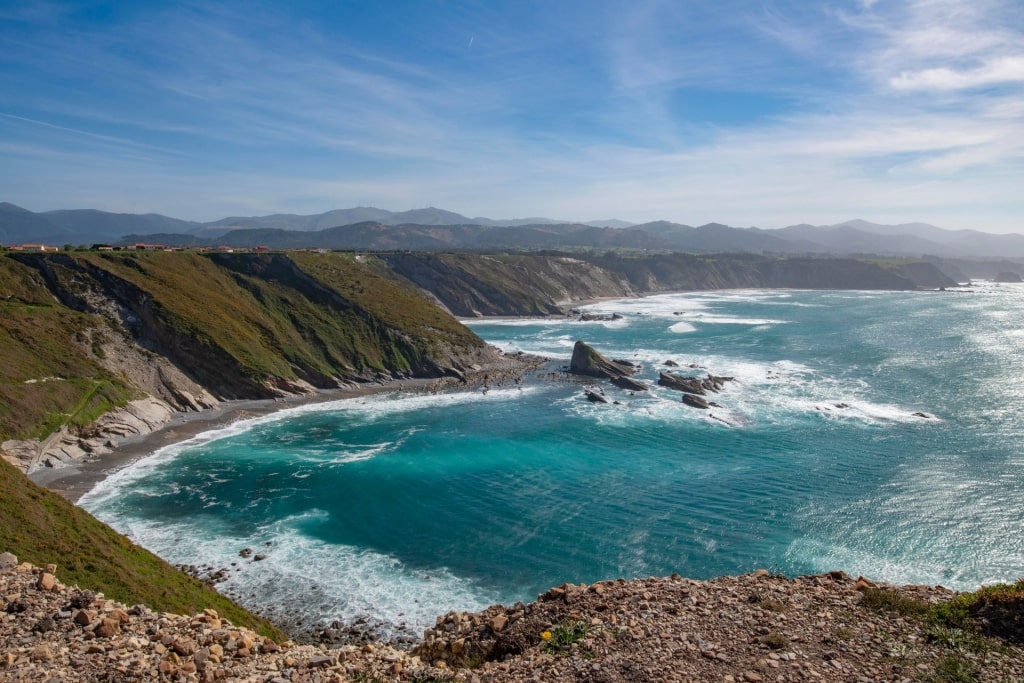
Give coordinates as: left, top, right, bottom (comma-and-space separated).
80, 285, 1024, 640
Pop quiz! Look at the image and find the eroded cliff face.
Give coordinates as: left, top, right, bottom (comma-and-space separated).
385, 252, 957, 316
0, 249, 956, 472
0, 252, 499, 472
380, 253, 636, 316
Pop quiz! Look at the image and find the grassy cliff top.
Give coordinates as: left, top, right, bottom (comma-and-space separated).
0, 456, 282, 639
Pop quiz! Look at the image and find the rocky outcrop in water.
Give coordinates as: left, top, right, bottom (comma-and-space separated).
683, 394, 711, 410
569, 341, 637, 381
610, 376, 648, 392
658, 372, 733, 395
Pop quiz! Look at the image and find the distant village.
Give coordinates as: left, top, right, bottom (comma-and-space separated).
0, 243, 330, 253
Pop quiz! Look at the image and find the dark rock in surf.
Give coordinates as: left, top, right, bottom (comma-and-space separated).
658, 373, 706, 395
570, 341, 637, 380
683, 394, 710, 410
585, 390, 608, 404
579, 313, 624, 322
611, 376, 649, 392
659, 372, 734, 395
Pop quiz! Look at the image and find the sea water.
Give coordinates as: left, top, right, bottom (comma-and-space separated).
80, 286, 1024, 639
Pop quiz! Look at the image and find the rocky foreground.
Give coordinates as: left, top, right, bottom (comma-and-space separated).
2, 553, 1022, 683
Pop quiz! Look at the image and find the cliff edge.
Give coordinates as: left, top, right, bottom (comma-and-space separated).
2, 555, 1021, 682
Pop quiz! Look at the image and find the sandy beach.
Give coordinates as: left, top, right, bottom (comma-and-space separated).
28, 378, 444, 504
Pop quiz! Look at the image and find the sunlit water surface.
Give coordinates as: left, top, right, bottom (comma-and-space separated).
82, 285, 1024, 638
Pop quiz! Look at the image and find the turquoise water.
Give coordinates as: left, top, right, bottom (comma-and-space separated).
81, 286, 1024, 638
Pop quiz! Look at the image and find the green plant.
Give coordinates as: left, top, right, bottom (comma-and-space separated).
927, 625, 989, 655
926, 652, 979, 683
541, 619, 590, 653
886, 642, 916, 659
930, 580, 1024, 645
859, 587, 930, 618
759, 631, 789, 649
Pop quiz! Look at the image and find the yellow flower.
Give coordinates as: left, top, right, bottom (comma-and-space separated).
541, 630, 552, 640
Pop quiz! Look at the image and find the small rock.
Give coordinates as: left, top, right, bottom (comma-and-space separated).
308, 655, 335, 668
74, 608, 97, 626
172, 636, 196, 656
30, 645, 54, 662
0, 552, 17, 573
95, 617, 120, 638
36, 572, 56, 591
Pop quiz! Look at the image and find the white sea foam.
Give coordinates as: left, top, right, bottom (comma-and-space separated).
557, 348, 937, 430
668, 321, 696, 333
87, 509, 500, 640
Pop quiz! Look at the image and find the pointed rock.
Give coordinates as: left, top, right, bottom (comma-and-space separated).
570, 341, 636, 380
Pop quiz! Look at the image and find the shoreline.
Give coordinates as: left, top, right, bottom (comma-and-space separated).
28, 376, 453, 504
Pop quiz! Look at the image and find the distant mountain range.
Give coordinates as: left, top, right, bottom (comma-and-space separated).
2, 202, 1023, 262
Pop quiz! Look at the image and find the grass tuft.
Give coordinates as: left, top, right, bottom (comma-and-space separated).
542, 619, 590, 654
859, 588, 930, 618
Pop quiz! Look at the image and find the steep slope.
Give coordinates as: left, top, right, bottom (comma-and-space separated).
0, 457, 282, 638
384, 252, 954, 316
380, 253, 636, 316
0, 256, 139, 443
1, 251, 498, 471
14, 251, 492, 397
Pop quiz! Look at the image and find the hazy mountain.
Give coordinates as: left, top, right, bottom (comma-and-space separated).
626, 221, 797, 253
944, 232, 1024, 259
203, 207, 394, 235
1, 204, 200, 244
6, 203, 1024, 260
585, 219, 634, 229
0, 203, 67, 244
43, 209, 200, 243
831, 219, 978, 245
773, 219, 1024, 259
772, 223, 946, 255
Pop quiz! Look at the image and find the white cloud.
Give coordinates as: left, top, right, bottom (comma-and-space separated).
891, 55, 1024, 90
4, 0, 1024, 233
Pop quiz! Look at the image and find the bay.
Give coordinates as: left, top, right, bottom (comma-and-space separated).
80, 286, 1024, 638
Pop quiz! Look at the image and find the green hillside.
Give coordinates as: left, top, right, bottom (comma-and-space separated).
0, 250, 496, 641
0, 456, 283, 638
0, 256, 137, 440
1, 251, 492, 441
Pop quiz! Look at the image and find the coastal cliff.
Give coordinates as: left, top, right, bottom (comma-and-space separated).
0, 248, 993, 683
383, 252, 956, 317
2, 249, 953, 469
0, 251, 501, 472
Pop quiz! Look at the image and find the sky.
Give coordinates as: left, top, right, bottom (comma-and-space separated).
1, 0, 1022, 232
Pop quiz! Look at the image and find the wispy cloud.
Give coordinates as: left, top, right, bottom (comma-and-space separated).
1, 0, 1022, 232
891, 55, 1024, 90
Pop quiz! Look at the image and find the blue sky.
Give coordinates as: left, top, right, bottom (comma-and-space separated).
1, 0, 1022, 232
